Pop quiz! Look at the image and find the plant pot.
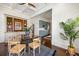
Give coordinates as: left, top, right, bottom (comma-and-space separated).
68, 46, 75, 56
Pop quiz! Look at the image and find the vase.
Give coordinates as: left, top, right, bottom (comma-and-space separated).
68, 46, 76, 56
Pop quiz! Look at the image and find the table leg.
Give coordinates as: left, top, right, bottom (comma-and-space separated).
33, 49, 35, 56
39, 46, 40, 54
29, 47, 30, 55
9, 52, 11, 56
18, 53, 20, 56
24, 48, 26, 55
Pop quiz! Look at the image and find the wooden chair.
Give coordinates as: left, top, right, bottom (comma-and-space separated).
33, 37, 41, 53
33, 37, 41, 44
29, 37, 41, 56
8, 35, 26, 56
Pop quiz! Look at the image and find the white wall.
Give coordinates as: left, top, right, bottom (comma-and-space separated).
0, 13, 6, 42
0, 6, 29, 42
52, 3, 79, 53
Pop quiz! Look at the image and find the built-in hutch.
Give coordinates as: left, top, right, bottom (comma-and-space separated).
6, 16, 27, 32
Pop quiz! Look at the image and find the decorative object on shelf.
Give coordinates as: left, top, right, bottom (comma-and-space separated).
23, 20, 27, 28
7, 17, 13, 32
59, 17, 79, 56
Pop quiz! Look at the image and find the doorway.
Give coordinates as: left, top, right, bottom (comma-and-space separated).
38, 9, 52, 48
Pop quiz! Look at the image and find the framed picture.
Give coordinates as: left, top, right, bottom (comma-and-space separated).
14, 18, 23, 31
15, 22, 22, 30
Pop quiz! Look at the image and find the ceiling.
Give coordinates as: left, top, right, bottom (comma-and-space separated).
0, 3, 48, 16
39, 9, 52, 20
0, 3, 53, 20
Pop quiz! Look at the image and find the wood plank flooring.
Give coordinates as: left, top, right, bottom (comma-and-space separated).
52, 45, 66, 56
0, 43, 8, 56
0, 43, 67, 56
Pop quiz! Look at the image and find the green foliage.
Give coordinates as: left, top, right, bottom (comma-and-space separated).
24, 27, 30, 32
60, 17, 79, 47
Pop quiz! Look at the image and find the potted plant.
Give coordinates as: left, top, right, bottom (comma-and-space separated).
59, 17, 79, 55
24, 27, 30, 36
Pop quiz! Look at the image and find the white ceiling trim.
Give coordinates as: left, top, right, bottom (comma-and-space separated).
30, 4, 52, 18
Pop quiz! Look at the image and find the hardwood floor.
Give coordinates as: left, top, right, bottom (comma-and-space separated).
0, 43, 8, 56
52, 45, 66, 56
0, 42, 67, 56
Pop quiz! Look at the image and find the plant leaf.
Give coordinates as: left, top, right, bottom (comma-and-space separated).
60, 33, 68, 40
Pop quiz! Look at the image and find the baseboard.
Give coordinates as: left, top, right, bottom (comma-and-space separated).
52, 42, 68, 49
52, 42, 79, 55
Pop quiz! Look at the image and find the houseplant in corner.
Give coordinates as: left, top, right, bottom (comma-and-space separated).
59, 17, 79, 55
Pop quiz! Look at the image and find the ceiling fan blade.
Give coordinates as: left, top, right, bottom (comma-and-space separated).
28, 3, 36, 8
18, 3, 37, 11
19, 3, 36, 8
19, 3, 26, 5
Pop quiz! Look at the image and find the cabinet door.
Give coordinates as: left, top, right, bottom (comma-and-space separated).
7, 17, 13, 32
43, 37, 52, 49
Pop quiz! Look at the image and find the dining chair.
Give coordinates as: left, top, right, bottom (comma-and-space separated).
29, 37, 41, 56
8, 35, 26, 56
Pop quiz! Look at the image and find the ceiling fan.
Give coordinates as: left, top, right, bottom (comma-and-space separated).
18, 3, 37, 11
